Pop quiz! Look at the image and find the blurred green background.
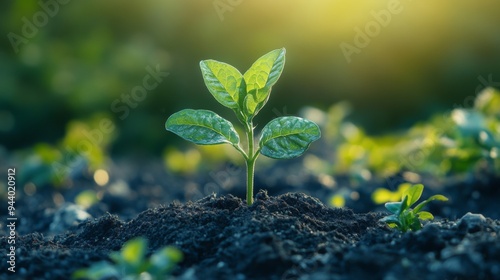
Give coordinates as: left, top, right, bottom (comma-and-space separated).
2, 0, 500, 156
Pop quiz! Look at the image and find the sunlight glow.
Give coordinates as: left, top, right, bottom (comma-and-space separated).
93, 169, 109, 186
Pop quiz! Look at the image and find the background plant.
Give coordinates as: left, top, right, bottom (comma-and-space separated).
380, 184, 448, 232
166, 48, 321, 205
73, 237, 182, 280
305, 87, 500, 185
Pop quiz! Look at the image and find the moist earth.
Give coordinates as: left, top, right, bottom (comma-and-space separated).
1, 189, 499, 280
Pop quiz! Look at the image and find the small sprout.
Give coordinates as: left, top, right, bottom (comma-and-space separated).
73, 237, 183, 280
165, 48, 321, 205
380, 184, 448, 232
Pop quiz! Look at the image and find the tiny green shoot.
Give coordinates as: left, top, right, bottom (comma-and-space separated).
380, 184, 448, 232
165, 48, 321, 205
73, 237, 183, 280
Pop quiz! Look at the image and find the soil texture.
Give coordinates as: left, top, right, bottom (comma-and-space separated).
1, 190, 499, 280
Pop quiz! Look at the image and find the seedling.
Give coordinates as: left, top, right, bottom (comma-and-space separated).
380, 184, 448, 232
73, 237, 182, 280
165, 48, 321, 205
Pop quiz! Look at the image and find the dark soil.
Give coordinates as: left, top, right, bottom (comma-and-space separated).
1, 157, 500, 279
1, 189, 500, 280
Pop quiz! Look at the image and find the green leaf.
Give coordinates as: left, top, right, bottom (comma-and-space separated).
149, 246, 183, 277
151, 247, 183, 267
380, 215, 400, 225
243, 94, 259, 116
429, 194, 449, 202
259, 116, 320, 159
387, 223, 399, 229
413, 194, 448, 213
243, 48, 286, 117
403, 184, 424, 208
166, 109, 240, 146
235, 78, 248, 124
122, 238, 147, 265
409, 218, 422, 231
451, 109, 486, 136
399, 195, 409, 213
200, 60, 245, 111
418, 211, 434, 221
73, 262, 119, 280
385, 202, 402, 214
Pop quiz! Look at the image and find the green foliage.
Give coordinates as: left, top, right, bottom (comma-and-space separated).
166, 48, 321, 205
18, 115, 115, 189
3, 1, 500, 159
166, 109, 240, 146
163, 147, 202, 175
75, 190, 100, 208
259, 116, 321, 159
380, 184, 448, 232
304, 87, 500, 182
73, 237, 183, 280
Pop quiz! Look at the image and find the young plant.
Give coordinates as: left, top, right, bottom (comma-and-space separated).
165, 48, 321, 205
380, 184, 448, 232
73, 237, 183, 280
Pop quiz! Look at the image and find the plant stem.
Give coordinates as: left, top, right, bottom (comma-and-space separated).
246, 157, 256, 205
246, 121, 255, 205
